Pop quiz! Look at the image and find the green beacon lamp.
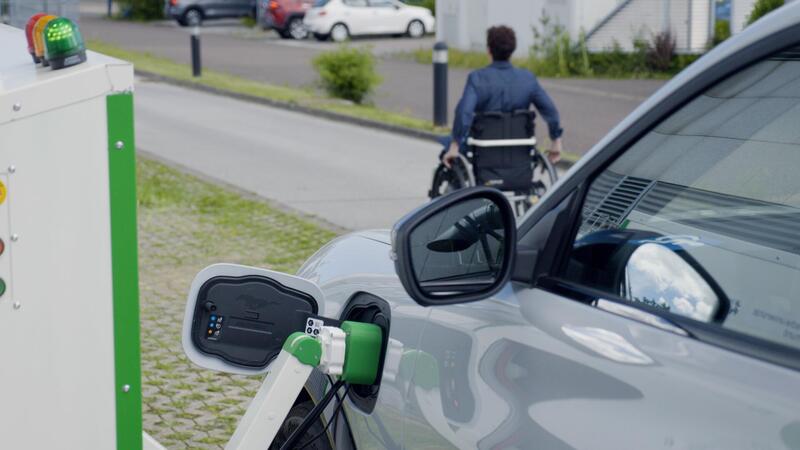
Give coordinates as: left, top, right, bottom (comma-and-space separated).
43, 18, 87, 70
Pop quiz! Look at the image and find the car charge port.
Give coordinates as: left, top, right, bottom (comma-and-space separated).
338, 292, 391, 413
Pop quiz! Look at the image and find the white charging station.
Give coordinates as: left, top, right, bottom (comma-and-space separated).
0, 24, 162, 450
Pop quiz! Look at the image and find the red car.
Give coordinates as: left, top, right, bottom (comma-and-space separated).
258, 0, 314, 39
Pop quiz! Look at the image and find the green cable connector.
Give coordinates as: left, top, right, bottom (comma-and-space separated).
340, 321, 382, 385
283, 332, 323, 367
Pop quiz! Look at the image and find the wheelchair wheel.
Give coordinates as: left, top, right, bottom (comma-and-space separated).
509, 151, 558, 216
530, 150, 558, 199
429, 157, 471, 199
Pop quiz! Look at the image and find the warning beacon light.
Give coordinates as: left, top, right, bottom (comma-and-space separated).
33, 14, 57, 66
25, 13, 47, 63
43, 18, 87, 70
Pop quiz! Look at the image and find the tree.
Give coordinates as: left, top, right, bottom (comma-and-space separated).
747, 0, 784, 25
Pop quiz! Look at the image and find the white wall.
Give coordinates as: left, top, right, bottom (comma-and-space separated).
586, 0, 713, 53
437, 0, 618, 58
730, 0, 756, 33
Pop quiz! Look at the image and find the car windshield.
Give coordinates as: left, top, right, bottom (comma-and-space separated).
313, 0, 330, 6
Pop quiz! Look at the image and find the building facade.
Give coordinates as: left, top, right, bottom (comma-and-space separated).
436, 0, 761, 56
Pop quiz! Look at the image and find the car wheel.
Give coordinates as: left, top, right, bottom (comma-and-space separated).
182, 8, 203, 27
330, 23, 349, 42
269, 400, 333, 450
407, 19, 425, 38
287, 17, 309, 40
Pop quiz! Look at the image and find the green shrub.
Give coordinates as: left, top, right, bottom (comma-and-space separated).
312, 46, 382, 104
117, 0, 163, 20
747, 0, 784, 25
713, 19, 731, 45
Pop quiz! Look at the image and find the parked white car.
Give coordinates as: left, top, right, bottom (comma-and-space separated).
304, 0, 435, 42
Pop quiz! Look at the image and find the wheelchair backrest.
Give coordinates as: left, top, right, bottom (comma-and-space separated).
470, 110, 535, 141
468, 110, 536, 192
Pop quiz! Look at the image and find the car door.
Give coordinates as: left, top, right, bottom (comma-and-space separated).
402, 23, 800, 449
340, 0, 371, 35
215, 0, 251, 17
367, 0, 402, 34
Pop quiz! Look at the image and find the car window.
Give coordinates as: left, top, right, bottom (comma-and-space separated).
343, 0, 367, 6
314, 0, 330, 6
368, 0, 395, 7
561, 46, 800, 351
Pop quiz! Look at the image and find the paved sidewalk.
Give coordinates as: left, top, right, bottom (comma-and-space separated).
79, 12, 665, 154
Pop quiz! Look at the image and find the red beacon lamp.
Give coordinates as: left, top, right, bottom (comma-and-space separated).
25, 12, 47, 63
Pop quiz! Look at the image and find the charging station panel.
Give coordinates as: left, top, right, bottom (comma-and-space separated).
0, 25, 141, 450
191, 275, 318, 368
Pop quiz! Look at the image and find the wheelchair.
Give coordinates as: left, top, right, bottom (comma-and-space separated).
429, 110, 558, 217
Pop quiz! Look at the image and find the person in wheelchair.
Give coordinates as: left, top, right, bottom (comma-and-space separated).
437, 26, 563, 213
442, 25, 564, 168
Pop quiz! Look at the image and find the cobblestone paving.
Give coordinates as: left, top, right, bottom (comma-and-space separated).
136, 157, 338, 449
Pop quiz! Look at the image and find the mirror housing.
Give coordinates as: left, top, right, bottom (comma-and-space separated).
392, 187, 517, 307
182, 264, 323, 375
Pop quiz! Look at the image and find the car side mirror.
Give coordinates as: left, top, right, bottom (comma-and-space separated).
182, 264, 324, 375
392, 187, 517, 306
572, 229, 729, 322
623, 242, 726, 322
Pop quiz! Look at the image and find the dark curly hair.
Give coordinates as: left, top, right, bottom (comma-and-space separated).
487, 26, 517, 61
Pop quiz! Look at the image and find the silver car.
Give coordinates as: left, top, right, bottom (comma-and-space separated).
196, 3, 800, 448
164, 0, 255, 26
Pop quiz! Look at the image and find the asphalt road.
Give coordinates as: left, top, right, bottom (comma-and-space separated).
80, 12, 666, 155
135, 79, 438, 230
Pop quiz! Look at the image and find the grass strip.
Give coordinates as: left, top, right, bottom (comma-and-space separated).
88, 39, 445, 135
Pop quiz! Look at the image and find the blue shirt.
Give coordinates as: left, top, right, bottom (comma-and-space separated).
451, 61, 563, 147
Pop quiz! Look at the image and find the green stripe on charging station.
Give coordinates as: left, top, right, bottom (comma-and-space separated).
107, 92, 143, 450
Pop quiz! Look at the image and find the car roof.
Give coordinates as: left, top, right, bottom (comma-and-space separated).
566, 2, 800, 177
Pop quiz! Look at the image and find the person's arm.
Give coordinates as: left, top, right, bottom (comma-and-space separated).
530, 77, 564, 163
443, 74, 479, 167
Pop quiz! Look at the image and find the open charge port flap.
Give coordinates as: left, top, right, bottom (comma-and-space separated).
191, 276, 318, 368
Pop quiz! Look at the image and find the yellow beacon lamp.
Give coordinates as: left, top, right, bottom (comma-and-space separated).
32, 15, 57, 66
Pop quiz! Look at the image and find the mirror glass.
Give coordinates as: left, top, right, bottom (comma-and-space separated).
622, 243, 720, 322
409, 197, 507, 297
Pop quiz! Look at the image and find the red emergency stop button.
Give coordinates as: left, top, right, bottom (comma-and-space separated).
0, 238, 4, 256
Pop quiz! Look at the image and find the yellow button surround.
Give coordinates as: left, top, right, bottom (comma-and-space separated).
0, 179, 6, 205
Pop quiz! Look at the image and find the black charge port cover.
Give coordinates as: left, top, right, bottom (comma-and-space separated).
191, 275, 318, 368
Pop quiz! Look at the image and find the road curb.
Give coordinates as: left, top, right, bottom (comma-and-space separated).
135, 69, 576, 171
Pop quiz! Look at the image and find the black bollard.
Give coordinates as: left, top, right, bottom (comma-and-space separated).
191, 27, 202, 77
433, 41, 448, 127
